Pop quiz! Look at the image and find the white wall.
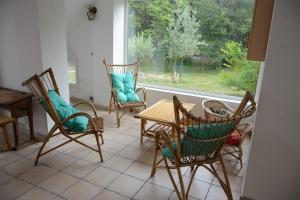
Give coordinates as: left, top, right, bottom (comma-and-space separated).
242, 1, 300, 199
0, 0, 48, 134
0, 0, 69, 134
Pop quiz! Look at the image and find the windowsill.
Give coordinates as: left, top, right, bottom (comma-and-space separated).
138, 83, 243, 104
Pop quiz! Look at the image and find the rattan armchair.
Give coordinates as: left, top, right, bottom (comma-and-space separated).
202, 91, 256, 167
22, 68, 104, 165
103, 59, 146, 127
155, 95, 256, 200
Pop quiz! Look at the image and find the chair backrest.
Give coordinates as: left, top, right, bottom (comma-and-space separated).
103, 59, 140, 91
173, 95, 256, 163
22, 68, 61, 125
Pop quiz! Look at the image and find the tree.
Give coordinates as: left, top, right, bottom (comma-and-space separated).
128, 33, 155, 65
168, 2, 202, 81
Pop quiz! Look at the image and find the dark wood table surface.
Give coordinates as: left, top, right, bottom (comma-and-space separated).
0, 87, 35, 150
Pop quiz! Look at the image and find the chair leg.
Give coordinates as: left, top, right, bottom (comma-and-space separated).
219, 155, 233, 200
115, 105, 120, 128
108, 95, 113, 114
238, 145, 243, 168
2, 126, 12, 151
34, 126, 57, 166
163, 157, 183, 200
94, 131, 103, 162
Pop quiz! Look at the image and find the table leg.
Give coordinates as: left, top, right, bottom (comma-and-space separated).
140, 119, 145, 144
28, 100, 35, 140
12, 119, 19, 150
2, 126, 12, 151
151, 132, 160, 176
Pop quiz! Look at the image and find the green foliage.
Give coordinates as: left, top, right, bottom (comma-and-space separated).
128, 33, 155, 65
220, 41, 259, 93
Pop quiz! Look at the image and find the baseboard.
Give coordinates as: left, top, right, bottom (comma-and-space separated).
240, 196, 254, 200
70, 97, 110, 111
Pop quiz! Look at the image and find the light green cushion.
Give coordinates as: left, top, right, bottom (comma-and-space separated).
162, 123, 234, 159
110, 73, 140, 103
41, 90, 89, 132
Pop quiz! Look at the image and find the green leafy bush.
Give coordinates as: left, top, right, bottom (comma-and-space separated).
128, 33, 155, 65
220, 41, 260, 94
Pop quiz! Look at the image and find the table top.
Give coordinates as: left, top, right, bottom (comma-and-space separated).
0, 87, 32, 105
135, 99, 195, 125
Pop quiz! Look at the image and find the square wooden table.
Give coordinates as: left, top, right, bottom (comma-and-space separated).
134, 99, 195, 175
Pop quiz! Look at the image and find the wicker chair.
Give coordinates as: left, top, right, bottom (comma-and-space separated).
22, 68, 104, 165
103, 59, 146, 127
156, 95, 256, 200
202, 91, 256, 167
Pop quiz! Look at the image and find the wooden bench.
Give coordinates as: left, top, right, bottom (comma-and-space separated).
0, 116, 15, 151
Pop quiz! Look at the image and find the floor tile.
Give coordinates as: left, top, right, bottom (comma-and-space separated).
63, 159, 97, 178
0, 152, 22, 167
2, 157, 34, 176
0, 178, 33, 200
0, 170, 13, 184
124, 162, 152, 180
43, 153, 77, 170
181, 177, 210, 199
64, 145, 91, 159
212, 171, 243, 192
39, 172, 78, 194
16, 186, 56, 200
148, 168, 179, 190
133, 183, 172, 200
101, 141, 126, 154
169, 192, 199, 200
108, 174, 144, 198
137, 151, 160, 166
83, 151, 113, 164
61, 180, 102, 200
84, 166, 120, 188
102, 155, 133, 172
16, 144, 40, 157
113, 134, 136, 145
118, 146, 145, 160
94, 189, 127, 200
205, 185, 240, 200
19, 165, 57, 185
184, 166, 214, 184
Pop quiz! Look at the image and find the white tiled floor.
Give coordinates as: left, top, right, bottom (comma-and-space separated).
0, 106, 251, 200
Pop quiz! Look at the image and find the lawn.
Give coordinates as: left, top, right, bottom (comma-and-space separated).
139, 66, 246, 97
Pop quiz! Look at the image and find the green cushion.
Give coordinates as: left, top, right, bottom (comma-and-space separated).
162, 123, 234, 159
162, 143, 178, 158
110, 73, 140, 103
41, 90, 89, 132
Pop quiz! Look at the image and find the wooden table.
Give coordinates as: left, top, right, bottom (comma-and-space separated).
0, 87, 35, 150
134, 99, 195, 175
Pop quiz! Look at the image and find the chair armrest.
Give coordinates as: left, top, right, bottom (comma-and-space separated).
60, 112, 97, 131
135, 87, 147, 103
73, 101, 98, 117
158, 129, 180, 165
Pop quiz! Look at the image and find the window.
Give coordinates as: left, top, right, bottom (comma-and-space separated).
127, 0, 260, 97
68, 61, 77, 86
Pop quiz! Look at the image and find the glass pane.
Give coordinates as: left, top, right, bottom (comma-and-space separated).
127, 0, 260, 97
68, 62, 77, 85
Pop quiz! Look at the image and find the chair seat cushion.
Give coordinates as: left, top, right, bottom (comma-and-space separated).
41, 90, 89, 132
226, 129, 241, 145
110, 73, 140, 103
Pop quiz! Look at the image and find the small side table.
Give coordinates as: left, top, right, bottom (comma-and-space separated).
0, 116, 15, 151
0, 87, 35, 150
